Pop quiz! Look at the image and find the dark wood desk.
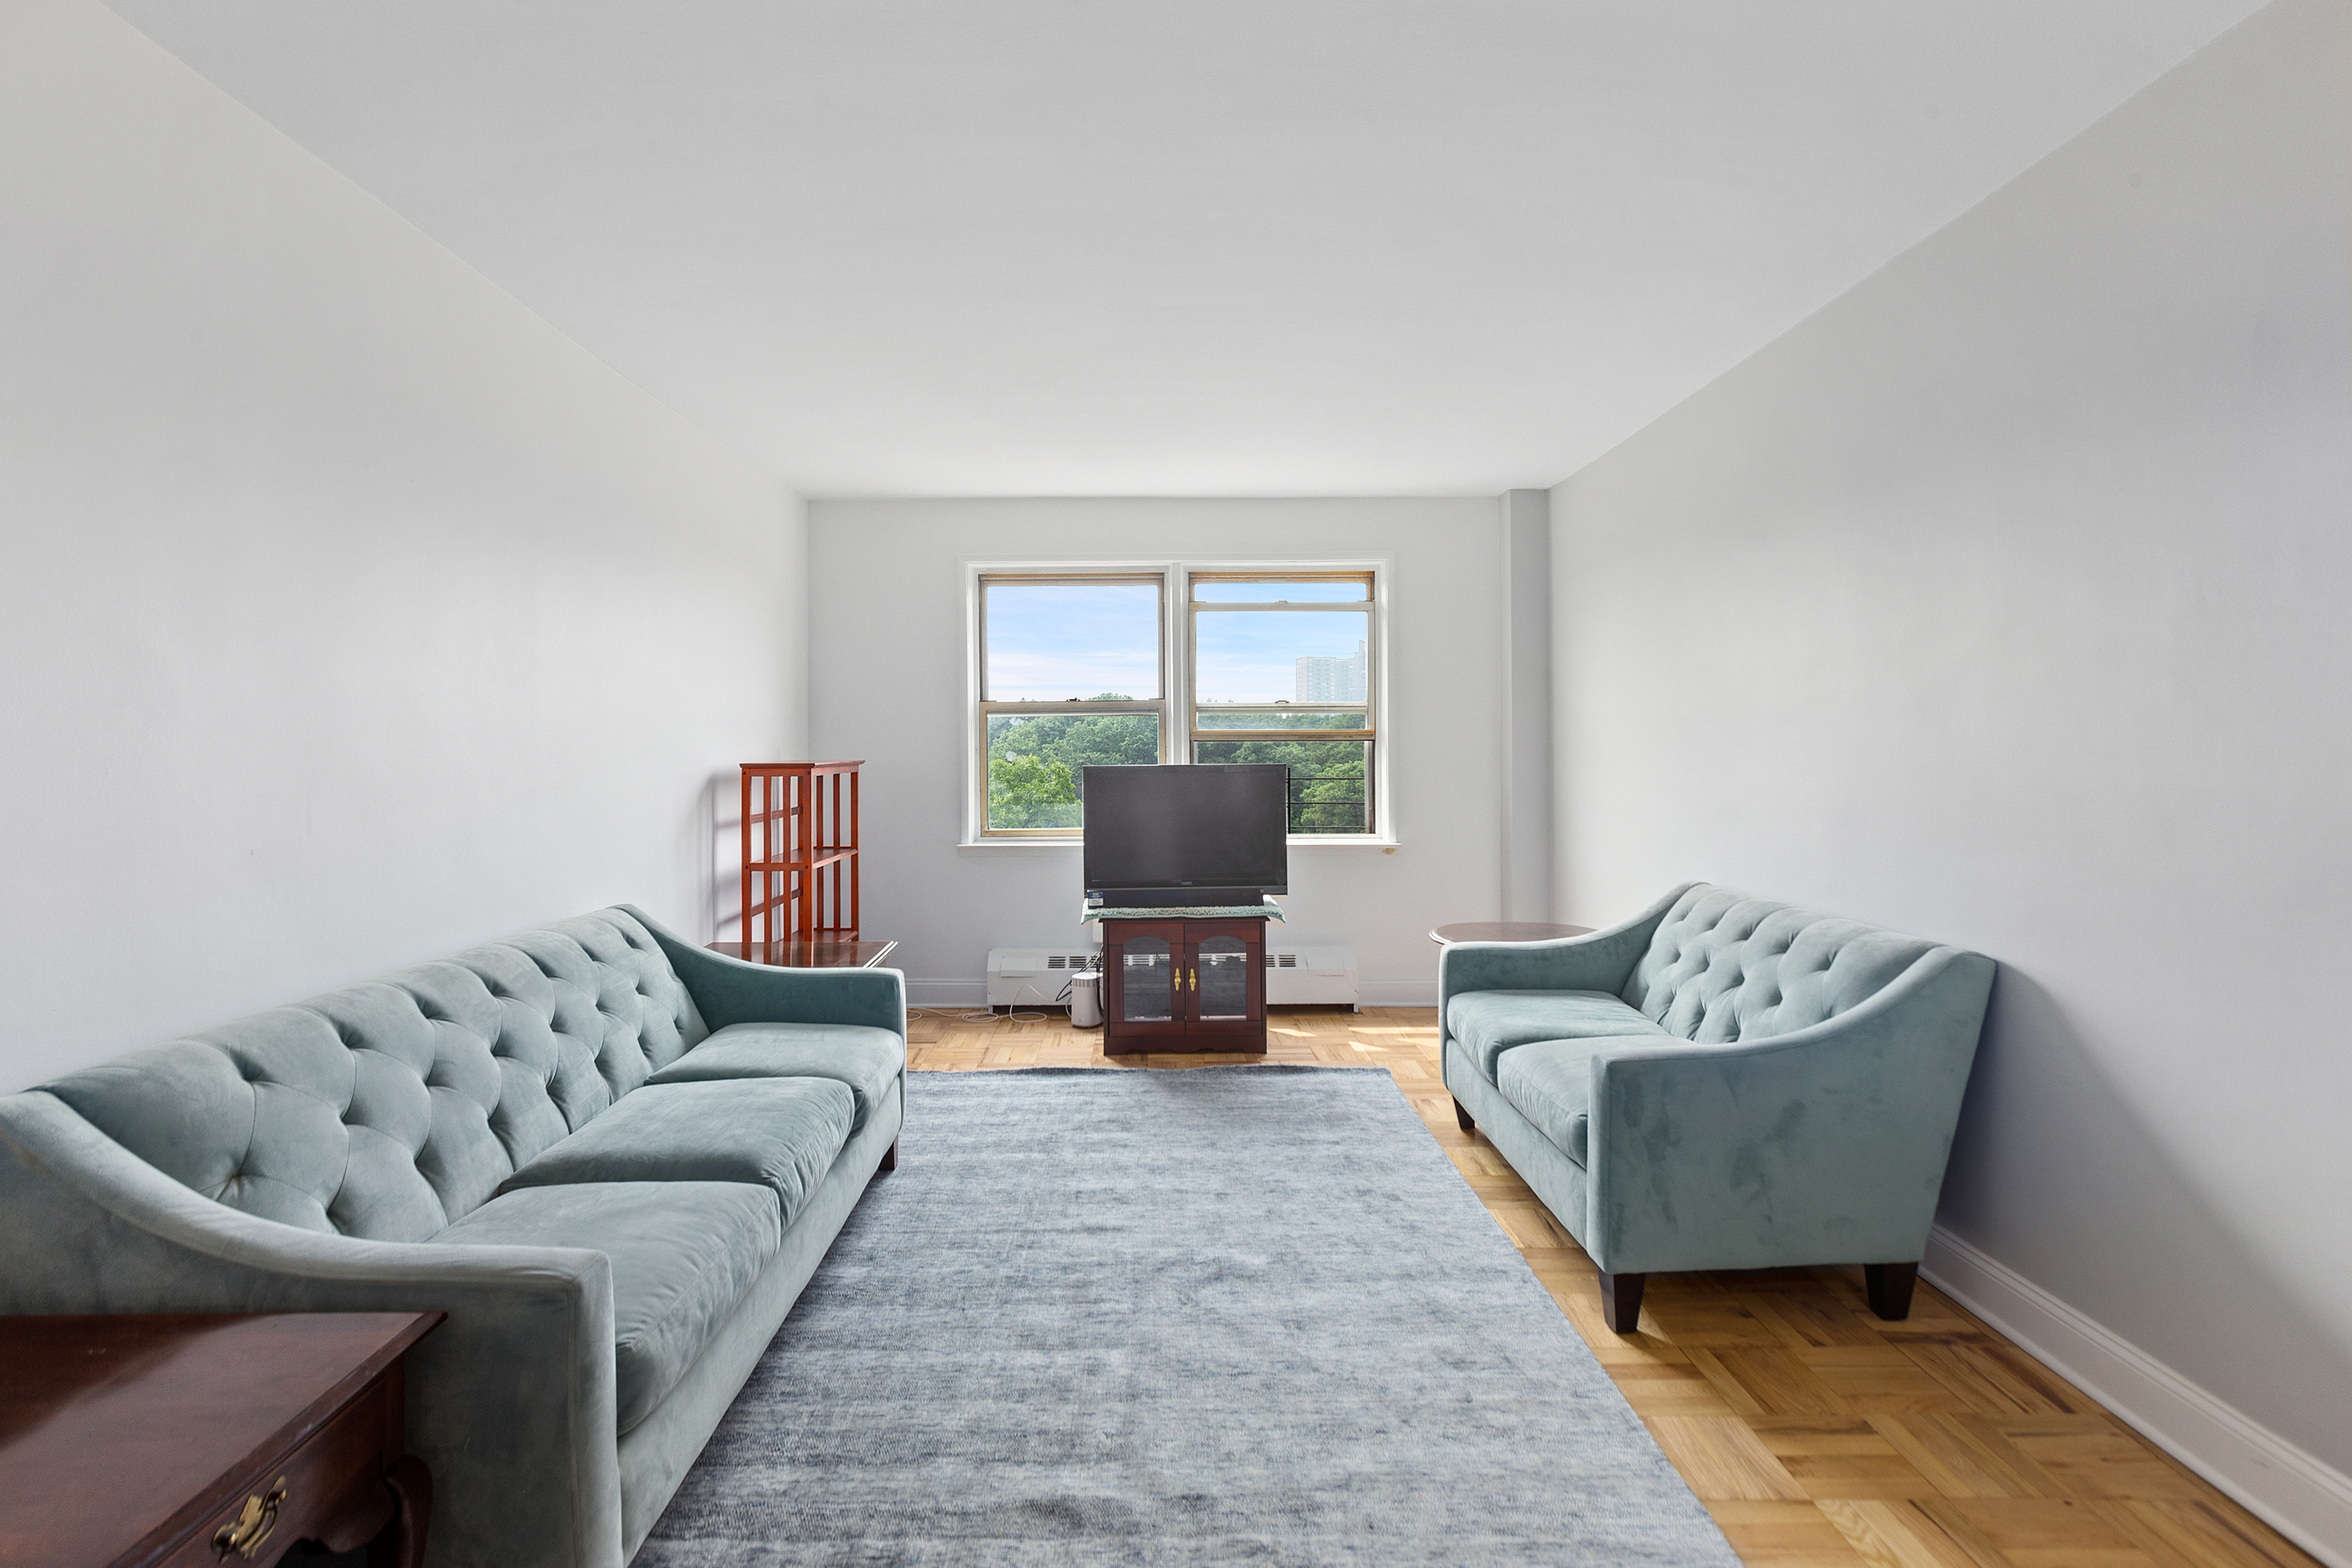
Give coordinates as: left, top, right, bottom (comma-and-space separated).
0, 1312, 441, 1568
710, 938, 898, 968
1429, 921, 1594, 945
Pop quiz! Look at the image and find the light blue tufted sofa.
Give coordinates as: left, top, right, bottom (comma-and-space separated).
0, 906, 905, 1568
1441, 883, 1994, 1334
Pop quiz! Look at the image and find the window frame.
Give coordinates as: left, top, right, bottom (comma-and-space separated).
973, 570, 1170, 840
1186, 570, 1378, 839
964, 560, 1391, 845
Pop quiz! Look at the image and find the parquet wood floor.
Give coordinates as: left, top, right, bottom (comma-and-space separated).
906, 1004, 2318, 1568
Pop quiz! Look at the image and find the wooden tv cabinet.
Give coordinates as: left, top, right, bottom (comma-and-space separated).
1098, 915, 1267, 1054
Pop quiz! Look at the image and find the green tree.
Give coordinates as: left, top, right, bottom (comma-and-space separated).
986, 752, 1079, 828
1195, 737, 1368, 833
986, 696, 1159, 828
990, 697, 1370, 833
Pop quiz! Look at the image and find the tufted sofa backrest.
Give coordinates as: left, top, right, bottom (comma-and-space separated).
1621, 885, 1938, 1045
39, 909, 706, 1242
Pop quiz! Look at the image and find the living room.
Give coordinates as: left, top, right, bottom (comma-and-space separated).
2, 1, 2345, 1565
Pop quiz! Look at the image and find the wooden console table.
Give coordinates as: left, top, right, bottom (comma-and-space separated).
1098, 915, 1267, 1055
0, 1312, 442, 1568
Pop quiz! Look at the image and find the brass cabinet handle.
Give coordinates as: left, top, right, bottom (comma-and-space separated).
212, 1478, 287, 1560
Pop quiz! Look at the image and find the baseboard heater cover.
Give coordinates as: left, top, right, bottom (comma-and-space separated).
985, 950, 1100, 1008
1265, 945, 1357, 1008
984, 944, 1358, 1009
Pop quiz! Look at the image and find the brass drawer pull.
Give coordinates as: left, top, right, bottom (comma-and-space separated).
212, 1477, 287, 1560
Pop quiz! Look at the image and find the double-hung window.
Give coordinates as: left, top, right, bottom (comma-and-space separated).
977, 574, 1167, 837
1187, 573, 1376, 835
973, 566, 1380, 840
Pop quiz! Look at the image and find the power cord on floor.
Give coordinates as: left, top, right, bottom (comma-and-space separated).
905, 1005, 1053, 1023
914, 954, 1102, 1025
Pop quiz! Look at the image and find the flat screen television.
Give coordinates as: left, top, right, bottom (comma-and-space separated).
1081, 764, 1289, 906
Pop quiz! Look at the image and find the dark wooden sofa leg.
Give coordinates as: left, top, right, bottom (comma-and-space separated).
1597, 1272, 1646, 1334
1864, 1262, 1918, 1321
1452, 1097, 1476, 1134
880, 1139, 898, 1174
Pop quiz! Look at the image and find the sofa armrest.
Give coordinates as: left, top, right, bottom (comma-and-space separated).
625, 904, 908, 1036
1583, 947, 1994, 1277
1437, 883, 1695, 1026
0, 1091, 626, 1568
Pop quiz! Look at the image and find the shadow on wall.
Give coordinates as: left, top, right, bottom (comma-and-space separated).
1938, 967, 2352, 1475
706, 768, 737, 942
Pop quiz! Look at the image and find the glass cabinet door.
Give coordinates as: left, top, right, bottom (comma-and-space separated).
1101, 917, 1262, 1055
1192, 934, 1253, 1022
1116, 934, 1175, 1023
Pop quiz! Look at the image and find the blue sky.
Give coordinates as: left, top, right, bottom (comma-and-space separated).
985, 584, 1159, 700
985, 582, 1367, 704
1196, 611, 1366, 703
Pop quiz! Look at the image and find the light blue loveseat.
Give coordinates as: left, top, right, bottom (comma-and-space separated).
1441, 883, 1993, 1333
0, 906, 904, 1568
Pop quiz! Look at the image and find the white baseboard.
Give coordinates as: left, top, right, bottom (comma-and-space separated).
1922, 1225, 2352, 1568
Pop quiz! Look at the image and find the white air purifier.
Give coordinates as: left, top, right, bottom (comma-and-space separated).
1067, 971, 1102, 1027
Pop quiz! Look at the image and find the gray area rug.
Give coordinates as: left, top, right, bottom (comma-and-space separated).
638, 1067, 1738, 1566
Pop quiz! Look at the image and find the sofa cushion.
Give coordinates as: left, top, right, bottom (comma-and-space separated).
1494, 1037, 1652, 1168
434, 1179, 781, 1434
646, 1022, 903, 1134
1624, 885, 1938, 1044
1445, 990, 1663, 1083
497, 1078, 853, 1228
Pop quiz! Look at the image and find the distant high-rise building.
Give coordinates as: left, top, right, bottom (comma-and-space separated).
1294, 640, 1367, 705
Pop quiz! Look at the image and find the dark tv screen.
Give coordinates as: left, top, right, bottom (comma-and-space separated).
1081, 764, 1289, 896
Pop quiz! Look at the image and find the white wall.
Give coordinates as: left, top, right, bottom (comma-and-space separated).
1548, 0, 2351, 1548
1498, 489, 1553, 924
806, 498, 1503, 1006
0, 0, 805, 1094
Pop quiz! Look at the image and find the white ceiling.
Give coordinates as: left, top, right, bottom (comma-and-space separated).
104, 0, 2265, 497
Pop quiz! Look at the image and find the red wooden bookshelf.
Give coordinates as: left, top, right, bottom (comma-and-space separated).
740, 761, 862, 947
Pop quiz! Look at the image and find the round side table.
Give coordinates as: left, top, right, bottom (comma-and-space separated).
1428, 921, 1594, 945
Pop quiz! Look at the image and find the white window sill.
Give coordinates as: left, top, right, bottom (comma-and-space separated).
956, 836, 1400, 854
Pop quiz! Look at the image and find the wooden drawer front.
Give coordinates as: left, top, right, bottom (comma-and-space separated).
162, 1379, 396, 1568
